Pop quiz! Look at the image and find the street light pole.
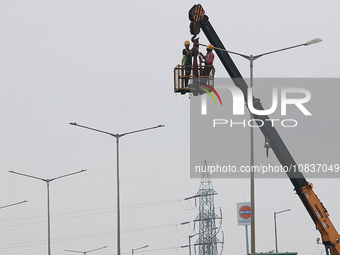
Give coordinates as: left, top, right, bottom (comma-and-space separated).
69, 122, 164, 255
199, 38, 321, 254
132, 245, 149, 255
9, 169, 86, 255
65, 245, 108, 255
274, 209, 290, 253
249, 54, 255, 255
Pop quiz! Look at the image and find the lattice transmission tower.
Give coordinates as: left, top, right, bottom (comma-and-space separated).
186, 161, 224, 255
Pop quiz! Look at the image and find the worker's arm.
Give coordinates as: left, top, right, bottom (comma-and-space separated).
183, 49, 193, 57
186, 48, 193, 56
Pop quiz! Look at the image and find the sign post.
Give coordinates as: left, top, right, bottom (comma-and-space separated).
237, 202, 251, 255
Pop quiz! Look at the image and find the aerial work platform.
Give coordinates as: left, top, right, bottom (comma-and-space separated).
174, 64, 215, 95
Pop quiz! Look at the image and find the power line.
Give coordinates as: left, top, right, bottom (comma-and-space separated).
0, 222, 181, 250
0, 198, 182, 228
120, 246, 182, 255
25, 164, 189, 202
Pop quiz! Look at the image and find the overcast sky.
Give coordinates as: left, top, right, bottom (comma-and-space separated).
0, 1, 339, 255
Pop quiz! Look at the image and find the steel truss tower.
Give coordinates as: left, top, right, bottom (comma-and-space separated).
193, 161, 223, 255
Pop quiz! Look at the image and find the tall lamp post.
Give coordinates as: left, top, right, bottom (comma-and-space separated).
65, 245, 108, 255
200, 38, 322, 254
69, 122, 164, 255
274, 209, 290, 253
9, 170, 86, 255
132, 245, 149, 255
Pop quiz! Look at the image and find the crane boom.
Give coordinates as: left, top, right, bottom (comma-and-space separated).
188, 4, 340, 255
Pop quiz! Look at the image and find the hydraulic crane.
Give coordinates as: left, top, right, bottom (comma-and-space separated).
187, 4, 340, 255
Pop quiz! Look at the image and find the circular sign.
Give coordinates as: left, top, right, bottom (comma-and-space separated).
239, 205, 251, 219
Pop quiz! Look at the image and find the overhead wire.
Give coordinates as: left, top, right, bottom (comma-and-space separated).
176, 221, 196, 238
0, 198, 183, 228
120, 246, 183, 255
180, 197, 197, 210
26, 164, 190, 202
0, 163, 188, 224
0, 222, 182, 250
0, 164, 191, 250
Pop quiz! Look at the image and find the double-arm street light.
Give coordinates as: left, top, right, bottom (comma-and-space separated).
65, 245, 108, 255
274, 208, 290, 253
132, 245, 149, 255
9, 169, 86, 255
229, 38, 321, 255
228, 38, 321, 255
201, 38, 322, 254
226, 38, 323, 89
69, 122, 164, 255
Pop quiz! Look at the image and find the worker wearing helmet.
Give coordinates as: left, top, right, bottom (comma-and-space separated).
203, 44, 214, 65
182, 40, 193, 87
201, 44, 215, 85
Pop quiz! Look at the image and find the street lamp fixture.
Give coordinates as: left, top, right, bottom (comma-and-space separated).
200, 38, 322, 60
305, 38, 323, 46
9, 169, 86, 255
69, 122, 164, 255
274, 209, 291, 253
199, 38, 323, 91
65, 245, 108, 255
132, 245, 149, 255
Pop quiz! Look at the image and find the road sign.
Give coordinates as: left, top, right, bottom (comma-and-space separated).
237, 202, 251, 226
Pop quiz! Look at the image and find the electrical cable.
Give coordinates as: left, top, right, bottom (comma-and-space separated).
0, 198, 183, 228
27, 164, 189, 202
0, 222, 181, 250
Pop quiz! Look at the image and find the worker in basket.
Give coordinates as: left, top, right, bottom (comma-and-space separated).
201, 44, 214, 85
182, 40, 193, 87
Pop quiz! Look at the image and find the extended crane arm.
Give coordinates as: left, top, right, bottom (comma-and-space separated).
188, 4, 340, 255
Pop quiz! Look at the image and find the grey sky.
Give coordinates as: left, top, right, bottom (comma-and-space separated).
0, 1, 339, 255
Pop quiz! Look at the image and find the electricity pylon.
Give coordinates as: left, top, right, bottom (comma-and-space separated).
185, 161, 224, 255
